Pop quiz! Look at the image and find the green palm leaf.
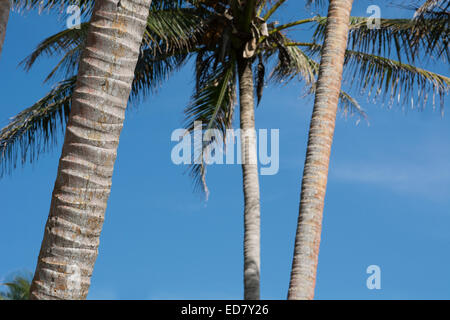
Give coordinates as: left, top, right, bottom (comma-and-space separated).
21, 7, 204, 82
411, 0, 449, 60
269, 35, 317, 85
296, 42, 449, 113
338, 90, 367, 120
413, 0, 449, 18
144, 7, 204, 54
20, 24, 88, 82
312, 16, 449, 62
343, 50, 449, 113
0, 77, 75, 177
184, 58, 238, 193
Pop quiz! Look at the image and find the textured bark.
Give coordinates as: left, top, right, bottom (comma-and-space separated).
0, 0, 10, 60
238, 58, 261, 300
30, 0, 152, 300
288, 0, 354, 300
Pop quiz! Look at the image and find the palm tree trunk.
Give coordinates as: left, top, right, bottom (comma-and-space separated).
30, 0, 152, 300
288, 0, 354, 300
238, 58, 261, 300
0, 0, 10, 60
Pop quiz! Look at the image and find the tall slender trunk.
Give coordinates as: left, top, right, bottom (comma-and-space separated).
0, 0, 10, 60
30, 0, 152, 300
238, 58, 261, 300
288, 0, 354, 300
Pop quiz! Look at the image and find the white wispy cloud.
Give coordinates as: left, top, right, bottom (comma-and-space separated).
331, 160, 450, 201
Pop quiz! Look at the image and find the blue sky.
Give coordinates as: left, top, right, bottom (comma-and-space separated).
0, 1, 449, 299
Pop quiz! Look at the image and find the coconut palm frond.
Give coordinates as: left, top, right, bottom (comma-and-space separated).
271, 45, 317, 84
0, 77, 75, 177
254, 54, 266, 105
343, 50, 449, 113
144, 7, 205, 54
21, 7, 204, 82
269, 35, 317, 85
338, 90, 367, 119
290, 41, 448, 115
184, 58, 238, 193
20, 23, 88, 80
41, 43, 83, 83
412, 0, 449, 60
413, 0, 449, 18
312, 16, 449, 62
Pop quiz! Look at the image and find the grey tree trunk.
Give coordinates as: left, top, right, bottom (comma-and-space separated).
288, 0, 354, 300
30, 0, 153, 300
0, 0, 10, 60
238, 58, 261, 300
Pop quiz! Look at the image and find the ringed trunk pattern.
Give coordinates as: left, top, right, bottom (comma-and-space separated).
0, 0, 10, 59
30, 0, 152, 299
288, 0, 354, 300
238, 58, 261, 300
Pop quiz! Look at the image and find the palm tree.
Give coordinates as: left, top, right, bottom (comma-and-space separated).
1, 0, 448, 299
192, 0, 264, 300
288, 0, 355, 300
28, 0, 155, 300
0, 272, 32, 300
288, 0, 449, 299
411, 0, 449, 61
183, 0, 315, 299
